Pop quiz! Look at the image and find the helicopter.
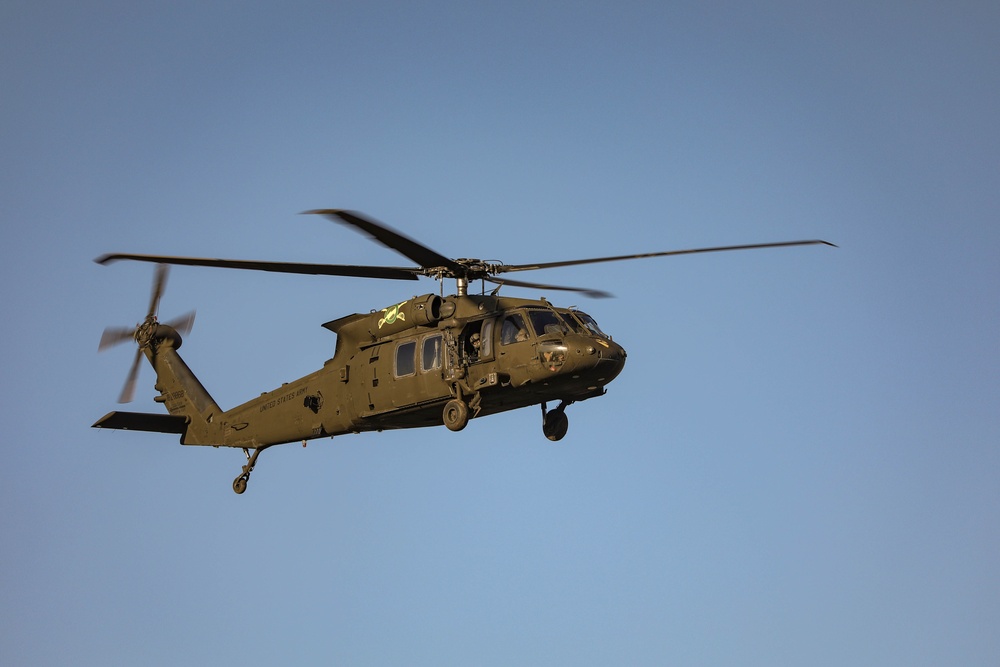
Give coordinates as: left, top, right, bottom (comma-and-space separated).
93, 209, 834, 494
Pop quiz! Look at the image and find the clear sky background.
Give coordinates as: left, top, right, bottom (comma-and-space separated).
2, 2, 998, 665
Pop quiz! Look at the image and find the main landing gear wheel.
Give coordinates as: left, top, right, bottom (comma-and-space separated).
443, 399, 470, 432
541, 401, 570, 441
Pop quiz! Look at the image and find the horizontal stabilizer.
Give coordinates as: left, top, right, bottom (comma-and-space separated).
92, 411, 187, 434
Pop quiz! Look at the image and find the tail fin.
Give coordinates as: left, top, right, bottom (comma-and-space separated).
148, 336, 223, 446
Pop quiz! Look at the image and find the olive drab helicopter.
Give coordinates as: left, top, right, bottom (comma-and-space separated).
93, 209, 834, 494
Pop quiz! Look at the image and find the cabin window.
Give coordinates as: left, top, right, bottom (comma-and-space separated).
500, 313, 530, 345
421, 334, 443, 372
395, 340, 416, 377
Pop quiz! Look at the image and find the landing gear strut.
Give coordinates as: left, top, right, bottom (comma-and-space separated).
541, 400, 571, 441
233, 446, 270, 494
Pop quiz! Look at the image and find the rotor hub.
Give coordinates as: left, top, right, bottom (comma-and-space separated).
134, 316, 159, 347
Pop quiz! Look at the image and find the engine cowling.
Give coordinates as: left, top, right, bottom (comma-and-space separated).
367, 294, 443, 339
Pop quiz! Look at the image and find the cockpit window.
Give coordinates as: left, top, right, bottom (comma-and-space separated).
573, 312, 609, 339
500, 313, 530, 345
527, 309, 569, 337
558, 310, 588, 334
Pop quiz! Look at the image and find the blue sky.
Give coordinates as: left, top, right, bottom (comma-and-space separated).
2, 1, 998, 665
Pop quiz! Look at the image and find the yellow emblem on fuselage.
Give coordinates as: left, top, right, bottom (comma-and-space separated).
378, 301, 408, 329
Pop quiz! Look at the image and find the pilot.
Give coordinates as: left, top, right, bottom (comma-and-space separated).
501, 316, 529, 345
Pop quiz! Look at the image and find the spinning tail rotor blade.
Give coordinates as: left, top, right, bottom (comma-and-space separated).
99, 326, 137, 351
165, 310, 196, 336
119, 348, 143, 404
148, 264, 168, 317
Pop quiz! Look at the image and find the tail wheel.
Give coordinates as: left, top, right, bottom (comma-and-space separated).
443, 399, 470, 431
233, 475, 248, 494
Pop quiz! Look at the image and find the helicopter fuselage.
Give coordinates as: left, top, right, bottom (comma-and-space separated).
202, 293, 626, 447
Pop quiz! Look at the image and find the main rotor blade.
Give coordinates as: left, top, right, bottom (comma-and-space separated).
118, 347, 142, 404
306, 209, 464, 273
486, 277, 613, 299
95, 253, 421, 281
501, 240, 837, 274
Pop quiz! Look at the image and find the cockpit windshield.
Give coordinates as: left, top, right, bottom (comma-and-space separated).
527, 309, 571, 337
572, 311, 609, 339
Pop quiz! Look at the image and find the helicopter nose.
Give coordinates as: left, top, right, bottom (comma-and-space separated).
565, 336, 626, 379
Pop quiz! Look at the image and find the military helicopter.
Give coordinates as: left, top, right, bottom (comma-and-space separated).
93, 209, 833, 494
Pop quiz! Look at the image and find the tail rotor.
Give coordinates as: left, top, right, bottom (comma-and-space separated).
98, 265, 195, 403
